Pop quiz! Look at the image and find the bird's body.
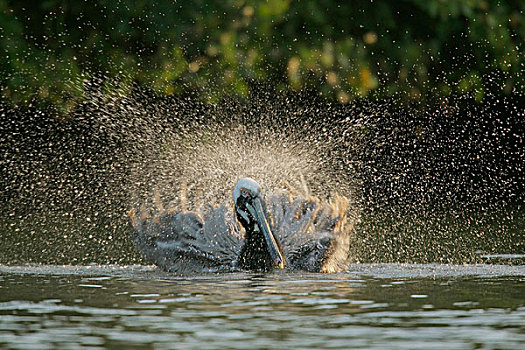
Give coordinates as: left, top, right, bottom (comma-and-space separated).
129, 178, 355, 273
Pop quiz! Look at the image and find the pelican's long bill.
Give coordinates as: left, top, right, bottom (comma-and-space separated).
249, 197, 286, 269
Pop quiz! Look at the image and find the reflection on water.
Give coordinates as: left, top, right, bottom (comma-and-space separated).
0, 264, 524, 349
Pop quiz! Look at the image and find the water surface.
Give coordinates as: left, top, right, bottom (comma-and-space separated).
1, 264, 524, 349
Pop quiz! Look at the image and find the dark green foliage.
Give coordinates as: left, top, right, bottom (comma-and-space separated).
1, 0, 523, 112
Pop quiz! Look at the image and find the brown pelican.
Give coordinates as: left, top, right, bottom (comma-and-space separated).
129, 178, 354, 273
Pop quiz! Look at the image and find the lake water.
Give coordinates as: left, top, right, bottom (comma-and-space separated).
0, 263, 523, 349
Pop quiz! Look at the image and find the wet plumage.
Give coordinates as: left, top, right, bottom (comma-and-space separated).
129, 178, 354, 273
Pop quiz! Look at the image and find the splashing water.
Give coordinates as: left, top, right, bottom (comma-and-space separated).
0, 78, 368, 264
0, 75, 523, 266
126, 104, 363, 214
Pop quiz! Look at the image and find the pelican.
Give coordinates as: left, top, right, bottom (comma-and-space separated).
129, 178, 354, 273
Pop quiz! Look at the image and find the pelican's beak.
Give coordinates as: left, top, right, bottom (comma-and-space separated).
250, 197, 286, 269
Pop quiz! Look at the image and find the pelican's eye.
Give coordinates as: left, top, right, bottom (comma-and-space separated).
240, 188, 249, 197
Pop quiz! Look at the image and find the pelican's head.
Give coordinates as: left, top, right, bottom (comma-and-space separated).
233, 178, 286, 269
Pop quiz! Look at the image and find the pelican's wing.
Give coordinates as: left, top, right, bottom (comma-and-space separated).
267, 193, 353, 272
129, 205, 243, 273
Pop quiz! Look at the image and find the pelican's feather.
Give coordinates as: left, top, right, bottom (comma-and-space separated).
267, 192, 352, 272
129, 205, 242, 273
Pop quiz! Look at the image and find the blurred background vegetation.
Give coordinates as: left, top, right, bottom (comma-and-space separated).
1, 0, 523, 114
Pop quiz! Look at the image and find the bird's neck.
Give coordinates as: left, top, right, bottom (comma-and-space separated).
238, 224, 274, 271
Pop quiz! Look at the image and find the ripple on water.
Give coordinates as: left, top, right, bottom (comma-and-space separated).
0, 264, 524, 349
